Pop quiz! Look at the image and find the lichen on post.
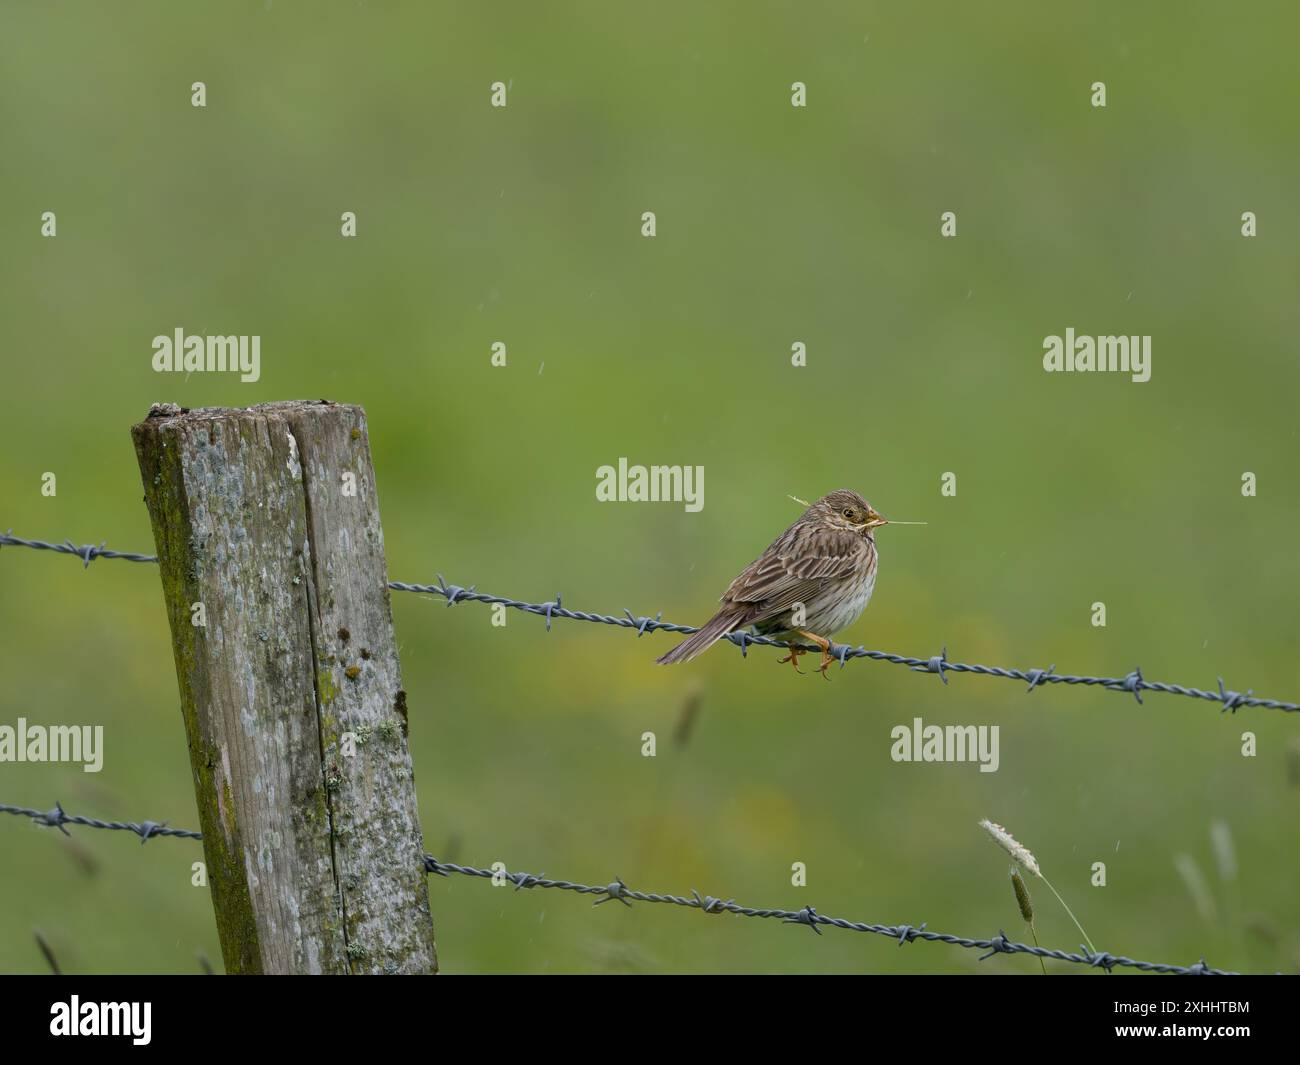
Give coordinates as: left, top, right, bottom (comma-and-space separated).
132, 401, 437, 974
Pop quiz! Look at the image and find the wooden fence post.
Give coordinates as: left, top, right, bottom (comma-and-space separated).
131, 401, 437, 974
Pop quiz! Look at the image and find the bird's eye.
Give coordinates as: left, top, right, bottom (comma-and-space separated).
842, 508, 854, 519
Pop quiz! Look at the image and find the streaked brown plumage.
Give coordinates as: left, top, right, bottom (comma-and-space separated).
656, 489, 887, 674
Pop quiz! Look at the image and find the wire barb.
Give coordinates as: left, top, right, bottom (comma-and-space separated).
542, 594, 562, 631
594, 876, 632, 907
1115, 666, 1145, 705
1024, 664, 1056, 693
894, 922, 925, 946
1217, 677, 1251, 714
691, 889, 734, 914
783, 905, 823, 934
624, 608, 663, 638
912, 646, 950, 684
978, 930, 1015, 961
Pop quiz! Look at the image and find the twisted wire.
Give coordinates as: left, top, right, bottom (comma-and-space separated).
0, 799, 1233, 974
3, 530, 1293, 713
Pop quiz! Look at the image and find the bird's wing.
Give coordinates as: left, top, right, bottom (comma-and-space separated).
721, 524, 864, 623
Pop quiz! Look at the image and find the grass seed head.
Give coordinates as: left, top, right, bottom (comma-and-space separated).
1010, 868, 1035, 923
979, 818, 1042, 878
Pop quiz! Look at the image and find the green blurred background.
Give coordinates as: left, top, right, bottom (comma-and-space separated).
2, 1, 1298, 974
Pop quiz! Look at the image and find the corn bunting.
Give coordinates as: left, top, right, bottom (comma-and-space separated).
656, 489, 887, 675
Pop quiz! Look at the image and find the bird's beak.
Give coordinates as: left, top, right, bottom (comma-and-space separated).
865, 512, 889, 530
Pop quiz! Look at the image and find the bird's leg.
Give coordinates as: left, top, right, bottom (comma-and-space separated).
776, 643, 807, 673
794, 629, 835, 679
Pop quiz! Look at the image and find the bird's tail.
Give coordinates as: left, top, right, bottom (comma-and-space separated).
655, 606, 748, 665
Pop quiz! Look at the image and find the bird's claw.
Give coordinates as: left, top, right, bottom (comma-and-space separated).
777, 647, 807, 674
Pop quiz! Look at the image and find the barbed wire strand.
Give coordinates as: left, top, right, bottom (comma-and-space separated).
4, 530, 1294, 714
0, 801, 202, 842
0, 531, 159, 567
0, 799, 1233, 975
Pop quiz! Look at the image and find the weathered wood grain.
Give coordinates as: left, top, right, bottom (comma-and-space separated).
132, 401, 437, 974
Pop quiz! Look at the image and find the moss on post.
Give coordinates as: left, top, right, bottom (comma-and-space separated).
132, 401, 437, 974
